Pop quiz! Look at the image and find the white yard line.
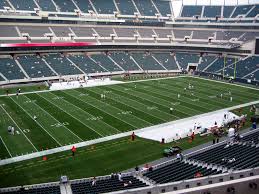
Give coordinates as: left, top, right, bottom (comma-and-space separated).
1, 98, 258, 166
10, 97, 62, 147
0, 104, 38, 152
23, 95, 83, 142
0, 135, 12, 158
38, 93, 104, 137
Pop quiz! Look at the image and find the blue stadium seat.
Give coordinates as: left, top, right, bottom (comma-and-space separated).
134, 0, 158, 16
68, 54, 107, 74
74, 0, 93, 13
181, 5, 202, 17
91, 0, 116, 14
223, 6, 235, 18
132, 53, 164, 70
206, 57, 235, 73
9, 0, 37, 11
115, 0, 136, 15
0, 0, 11, 9
176, 53, 200, 70
17, 55, 56, 78
90, 54, 122, 72
198, 56, 217, 71
2, 185, 61, 194
110, 52, 140, 71
231, 5, 253, 18
44, 54, 82, 76
71, 175, 147, 194
153, 53, 178, 70
0, 58, 26, 80
36, 0, 57, 11
246, 5, 259, 17
53, 0, 77, 12
203, 6, 221, 18
152, 0, 171, 16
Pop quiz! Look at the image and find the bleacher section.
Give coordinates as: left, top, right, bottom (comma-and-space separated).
68, 54, 106, 74
0, 58, 26, 80
17, 55, 56, 78
144, 160, 220, 184
43, 54, 82, 76
1, 185, 61, 194
176, 53, 200, 70
71, 176, 147, 194
132, 53, 164, 70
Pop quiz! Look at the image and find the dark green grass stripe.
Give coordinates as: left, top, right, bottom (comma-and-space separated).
2, 97, 58, 150
105, 85, 179, 120
133, 82, 212, 113
0, 136, 11, 159
86, 88, 164, 125
57, 90, 131, 133
30, 93, 101, 140
113, 85, 191, 118
141, 81, 220, 110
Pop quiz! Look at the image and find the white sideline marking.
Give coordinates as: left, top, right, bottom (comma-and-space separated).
10, 97, 62, 147
0, 99, 258, 166
0, 105, 38, 152
0, 135, 12, 158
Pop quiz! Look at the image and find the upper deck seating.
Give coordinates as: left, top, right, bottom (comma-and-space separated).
91, 0, 116, 14
134, 0, 157, 16
9, 0, 37, 11
181, 5, 202, 17
115, 0, 136, 15
223, 6, 235, 18
247, 5, 259, 17
152, 0, 172, 16
203, 6, 221, 18
74, 0, 93, 13
53, 0, 77, 12
0, 0, 11, 10
231, 5, 253, 18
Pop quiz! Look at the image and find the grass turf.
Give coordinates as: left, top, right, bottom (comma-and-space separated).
0, 76, 258, 159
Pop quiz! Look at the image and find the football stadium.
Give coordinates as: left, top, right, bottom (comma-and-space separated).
0, 0, 259, 193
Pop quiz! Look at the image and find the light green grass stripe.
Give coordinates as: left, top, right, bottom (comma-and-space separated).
23, 95, 83, 143
0, 104, 38, 154
65, 89, 150, 129
38, 92, 105, 137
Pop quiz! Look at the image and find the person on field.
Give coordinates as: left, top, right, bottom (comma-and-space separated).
131, 132, 135, 141
71, 146, 76, 156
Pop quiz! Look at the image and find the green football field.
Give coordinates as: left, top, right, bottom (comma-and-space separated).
0, 76, 258, 160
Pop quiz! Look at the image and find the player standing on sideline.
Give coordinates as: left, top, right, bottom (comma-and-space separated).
71, 146, 76, 156
230, 96, 233, 102
177, 94, 180, 99
170, 107, 173, 114
220, 93, 223, 98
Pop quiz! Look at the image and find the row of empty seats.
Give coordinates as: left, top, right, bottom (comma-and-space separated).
181, 4, 259, 18
0, 0, 172, 16
1, 184, 60, 194
0, 52, 180, 81
71, 175, 147, 194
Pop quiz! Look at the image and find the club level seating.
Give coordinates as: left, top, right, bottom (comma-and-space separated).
68, 54, 106, 74
18, 26, 51, 37
152, 53, 178, 70
173, 29, 192, 39
91, 0, 116, 14
71, 176, 147, 194
231, 5, 253, 18
110, 52, 140, 71
203, 6, 221, 18
192, 30, 215, 39
9, 0, 37, 11
181, 5, 203, 17
43, 54, 82, 76
51, 26, 72, 37
134, 0, 157, 16
17, 55, 56, 78
115, 0, 136, 15
189, 143, 259, 170
132, 53, 164, 70
1, 185, 61, 194
90, 54, 122, 72
176, 53, 200, 70
198, 56, 217, 71
0, 58, 26, 80
144, 160, 221, 184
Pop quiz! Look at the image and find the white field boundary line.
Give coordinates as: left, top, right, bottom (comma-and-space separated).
0, 99, 259, 166
9, 97, 63, 147
0, 76, 188, 98
0, 104, 38, 152
22, 95, 83, 142
0, 135, 12, 158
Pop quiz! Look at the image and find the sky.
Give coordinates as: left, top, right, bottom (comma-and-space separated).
171, 0, 259, 16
